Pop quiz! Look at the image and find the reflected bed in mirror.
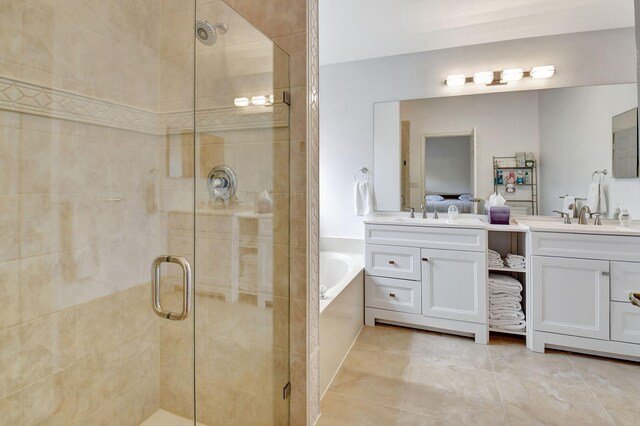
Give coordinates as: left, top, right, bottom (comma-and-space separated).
373, 83, 638, 217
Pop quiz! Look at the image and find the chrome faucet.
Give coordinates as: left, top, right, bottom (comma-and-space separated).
553, 203, 575, 224
422, 195, 439, 219
578, 205, 591, 225
405, 207, 415, 218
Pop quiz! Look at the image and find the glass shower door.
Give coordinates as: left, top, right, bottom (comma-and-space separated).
191, 1, 291, 424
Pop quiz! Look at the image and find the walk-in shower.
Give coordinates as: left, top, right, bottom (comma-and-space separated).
195, 19, 229, 45
0, 1, 290, 425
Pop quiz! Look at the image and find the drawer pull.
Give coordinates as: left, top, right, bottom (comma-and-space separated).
388, 260, 396, 265
389, 293, 396, 298
422, 257, 429, 262
631, 292, 640, 308
601, 271, 610, 277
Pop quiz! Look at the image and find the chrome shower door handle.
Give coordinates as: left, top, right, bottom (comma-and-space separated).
151, 255, 193, 321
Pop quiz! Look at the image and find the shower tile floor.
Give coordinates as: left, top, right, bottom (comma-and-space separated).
318, 325, 640, 425
140, 410, 206, 426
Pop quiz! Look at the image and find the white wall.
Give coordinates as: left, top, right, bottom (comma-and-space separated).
400, 94, 540, 209
372, 102, 401, 210
539, 84, 640, 217
424, 136, 471, 196
319, 28, 636, 239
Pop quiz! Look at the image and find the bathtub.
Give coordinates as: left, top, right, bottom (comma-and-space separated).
319, 238, 365, 397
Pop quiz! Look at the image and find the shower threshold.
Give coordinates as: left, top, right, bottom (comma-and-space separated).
140, 410, 207, 426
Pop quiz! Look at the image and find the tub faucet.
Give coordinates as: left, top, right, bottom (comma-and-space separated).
578, 205, 591, 225
421, 201, 428, 218
320, 285, 328, 300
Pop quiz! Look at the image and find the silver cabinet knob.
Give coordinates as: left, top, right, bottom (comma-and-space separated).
388, 260, 396, 265
630, 292, 640, 308
389, 293, 396, 298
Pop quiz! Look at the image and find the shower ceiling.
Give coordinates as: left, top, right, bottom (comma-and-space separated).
319, 0, 635, 65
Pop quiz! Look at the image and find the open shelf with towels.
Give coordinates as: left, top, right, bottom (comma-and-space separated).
488, 229, 528, 338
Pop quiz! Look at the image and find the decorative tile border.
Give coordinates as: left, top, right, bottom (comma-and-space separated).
0, 77, 157, 133
307, 0, 321, 424
0, 76, 288, 134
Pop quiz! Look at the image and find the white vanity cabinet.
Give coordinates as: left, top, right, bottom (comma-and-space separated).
364, 222, 488, 343
532, 256, 609, 340
530, 231, 640, 359
422, 248, 486, 324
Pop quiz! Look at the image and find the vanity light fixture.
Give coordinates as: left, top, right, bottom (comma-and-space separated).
444, 65, 556, 87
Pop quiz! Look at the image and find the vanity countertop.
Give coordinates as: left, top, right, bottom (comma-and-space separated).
516, 219, 640, 236
363, 214, 487, 229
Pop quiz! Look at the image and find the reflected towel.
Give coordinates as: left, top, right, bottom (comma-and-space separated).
586, 182, 607, 213
354, 180, 373, 216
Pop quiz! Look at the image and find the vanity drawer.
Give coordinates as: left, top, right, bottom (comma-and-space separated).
611, 301, 640, 345
365, 224, 486, 252
365, 244, 421, 280
365, 276, 421, 315
531, 232, 640, 262
611, 261, 640, 302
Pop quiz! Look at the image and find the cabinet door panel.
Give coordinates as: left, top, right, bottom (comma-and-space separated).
611, 301, 640, 344
421, 248, 486, 324
532, 256, 609, 340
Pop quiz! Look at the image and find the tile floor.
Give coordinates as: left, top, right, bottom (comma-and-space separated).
318, 325, 640, 425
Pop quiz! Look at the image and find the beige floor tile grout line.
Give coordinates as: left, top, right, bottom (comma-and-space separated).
487, 343, 510, 425
567, 355, 617, 425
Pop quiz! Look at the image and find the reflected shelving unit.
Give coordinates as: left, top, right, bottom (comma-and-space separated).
493, 155, 538, 215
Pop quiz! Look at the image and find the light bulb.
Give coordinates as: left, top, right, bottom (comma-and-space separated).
445, 74, 466, 87
530, 65, 555, 79
473, 71, 494, 85
234, 97, 250, 107
501, 68, 524, 82
251, 95, 267, 106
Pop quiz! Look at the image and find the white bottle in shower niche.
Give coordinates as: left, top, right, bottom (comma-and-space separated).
257, 189, 273, 214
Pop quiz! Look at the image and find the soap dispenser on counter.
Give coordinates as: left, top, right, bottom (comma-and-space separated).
619, 209, 631, 227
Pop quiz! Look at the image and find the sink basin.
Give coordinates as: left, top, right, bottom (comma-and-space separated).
516, 219, 640, 235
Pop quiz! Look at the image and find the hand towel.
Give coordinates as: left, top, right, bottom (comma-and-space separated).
585, 182, 607, 213
354, 180, 373, 216
563, 195, 576, 215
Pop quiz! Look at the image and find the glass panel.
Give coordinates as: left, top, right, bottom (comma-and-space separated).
193, 1, 290, 424
0, 1, 196, 424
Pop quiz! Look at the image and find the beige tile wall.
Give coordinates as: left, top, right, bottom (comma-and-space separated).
0, 113, 162, 425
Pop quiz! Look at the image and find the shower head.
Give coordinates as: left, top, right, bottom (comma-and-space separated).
195, 20, 228, 46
